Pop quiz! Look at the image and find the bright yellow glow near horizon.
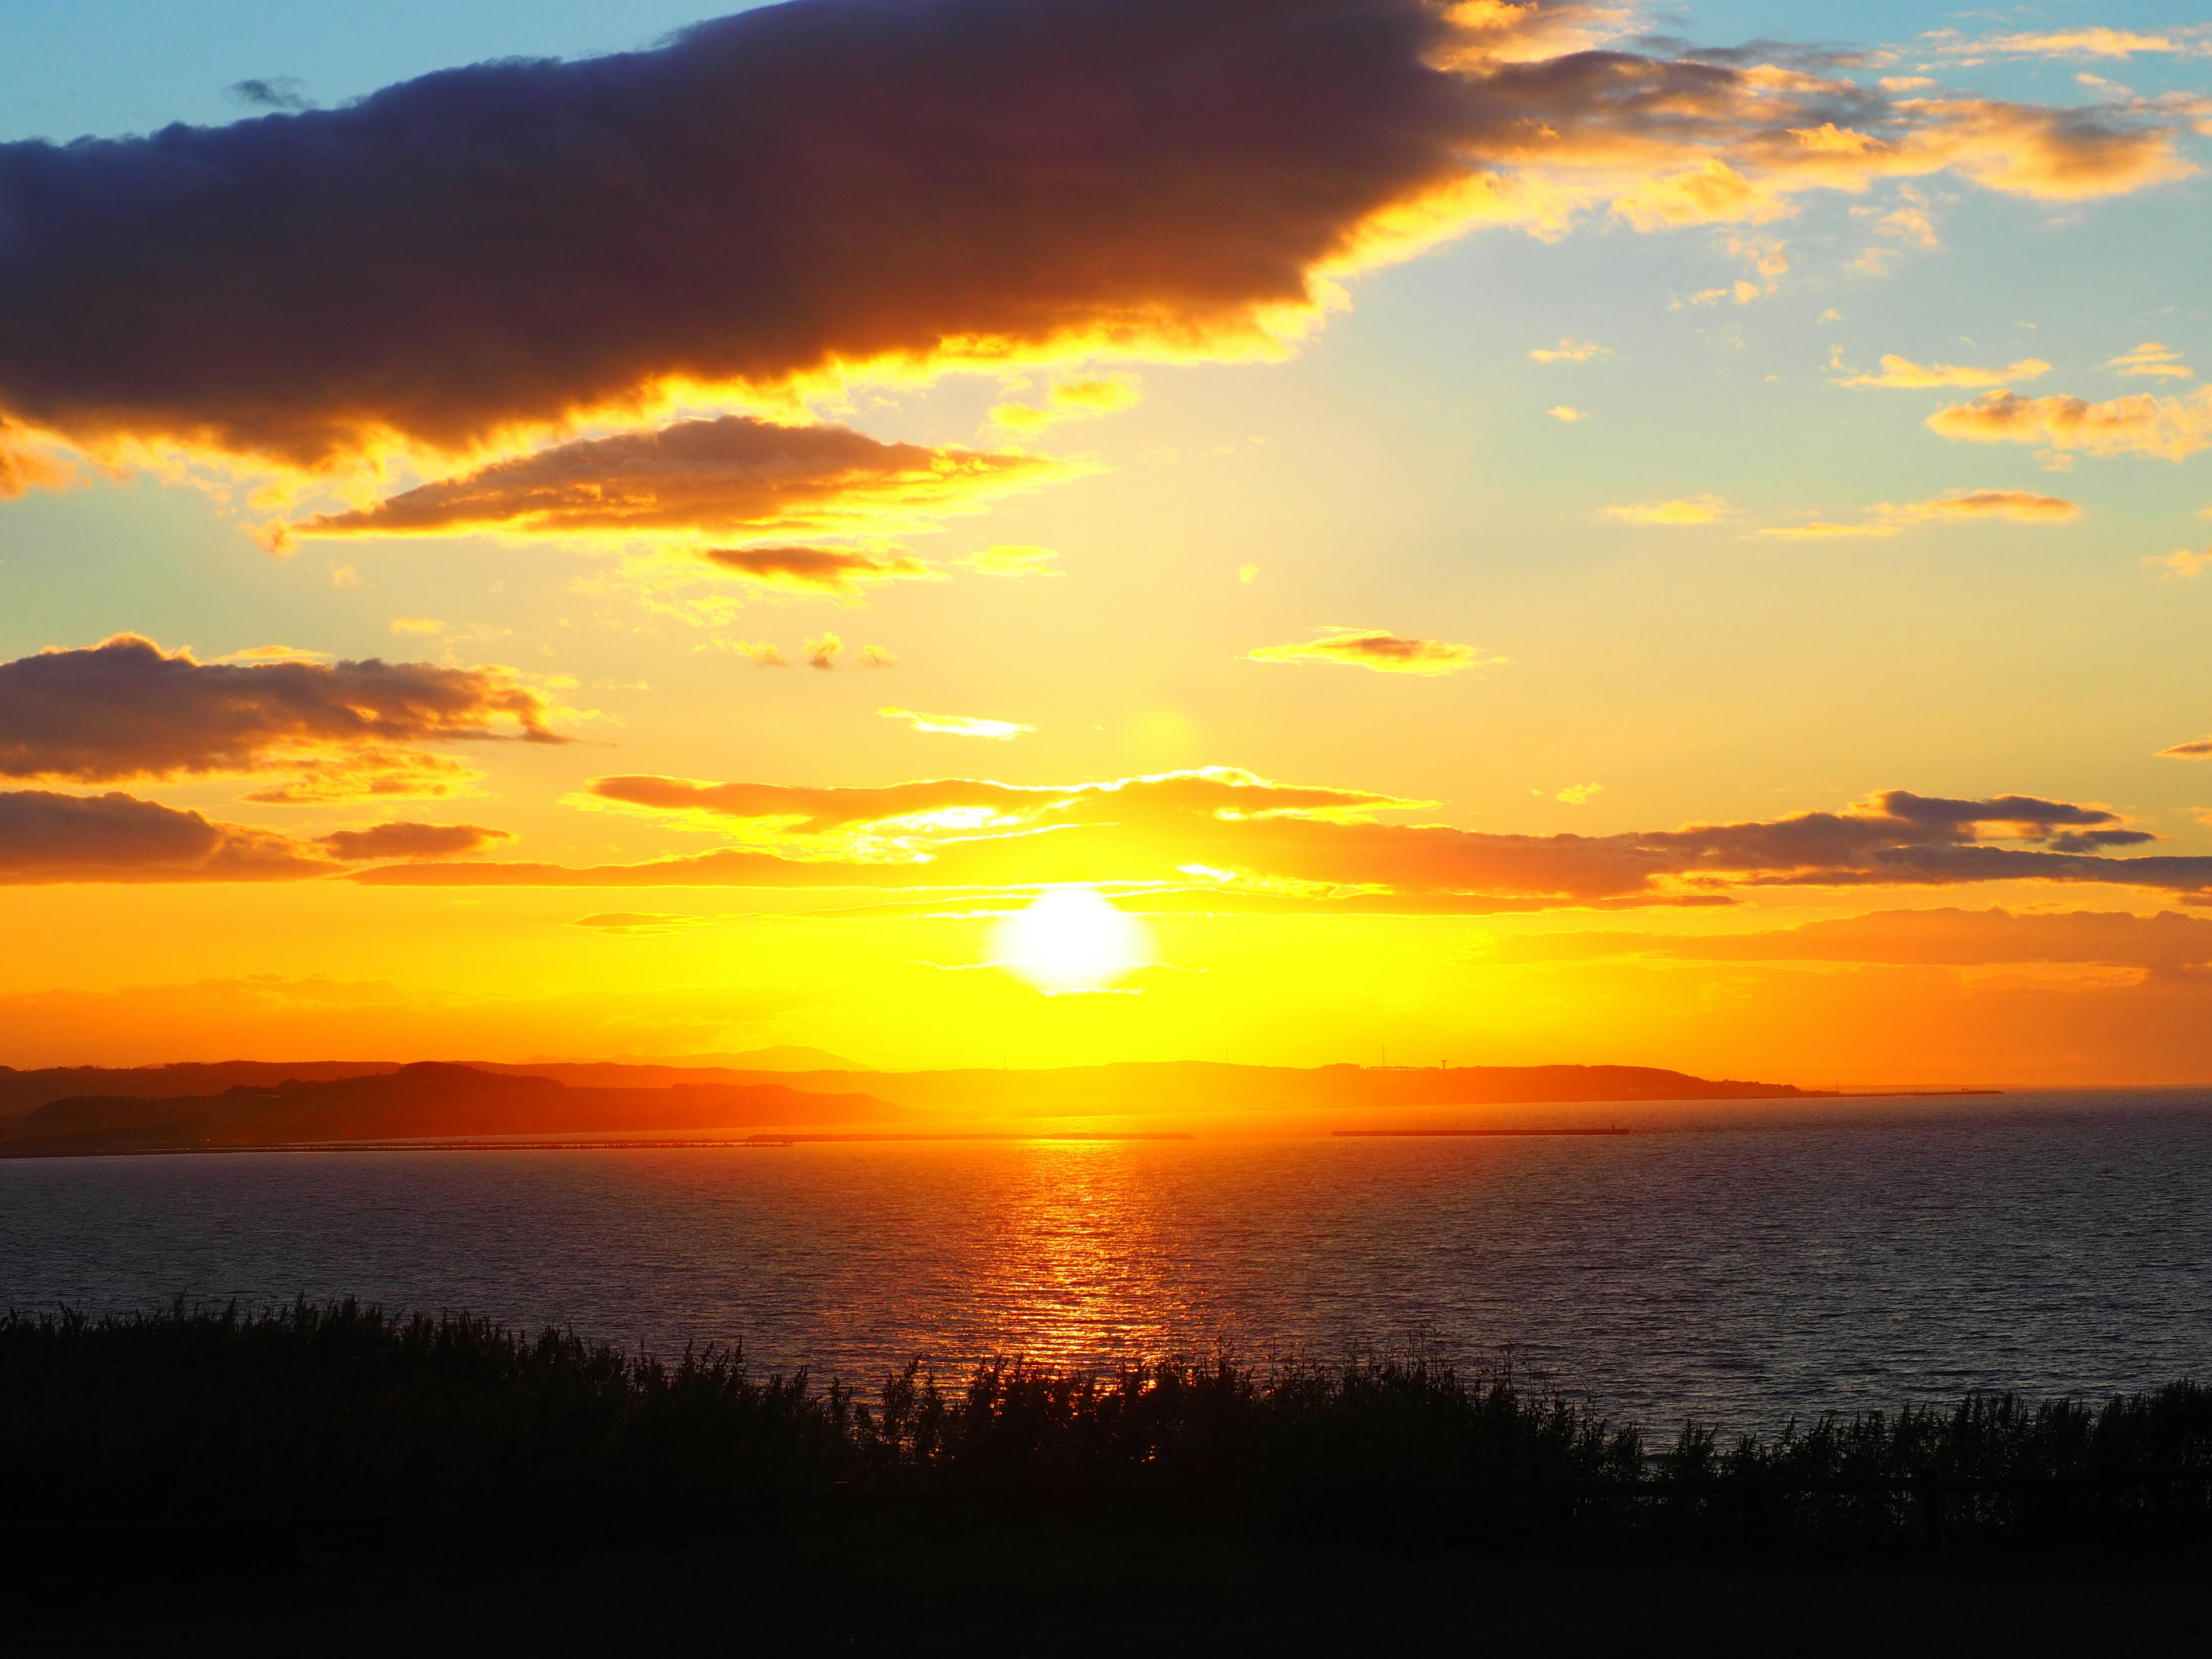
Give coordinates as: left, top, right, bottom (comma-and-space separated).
989, 887, 1156, 996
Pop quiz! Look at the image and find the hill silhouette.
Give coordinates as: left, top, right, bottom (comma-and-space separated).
0, 1062, 894, 1156
0, 1057, 1820, 1154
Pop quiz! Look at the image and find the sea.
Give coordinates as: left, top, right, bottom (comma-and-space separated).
4, 1088, 2209, 1433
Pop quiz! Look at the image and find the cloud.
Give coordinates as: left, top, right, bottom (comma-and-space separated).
1835, 354, 2051, 389
0, 431, 70, 497
0, 635, 566, 801
2109, 342, 2194, 381
1529, 338, 1611, 362
1928, 27, 2212, 63
0, 0, 2196, 475
1605, 495, 1730, 525
736, 642, 787, 668
988, 373, 1142, 433
880, 707, 1033, 740
1238, 563, 1261, 584
958, 544, 1060, 578
570, 911, 699, 934
226, 77, 313, 111
2159, 735, 2212, 759
1248, 627, 1500, 676
1926, 386, 2212, 461
316, 821, 512, 861
1613, 159, 1790, 231
279, 416, 1067, 545
1556, 782, 1603, 805
1756, 488, 2079, 539
700, 543, 937, 596
354, 771, 2212, 910
1495, 907, 2212, 971
0, 789, 336, 884
804, 633, 842, 671
1549, 406, 1590, 422
2147, 547, 2212, 578
390, 617, 442, 635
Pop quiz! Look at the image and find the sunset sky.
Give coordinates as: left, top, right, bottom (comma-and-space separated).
3, 0, 2211, 1081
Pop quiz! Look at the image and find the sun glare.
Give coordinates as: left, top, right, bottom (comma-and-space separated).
989, 885, 1155, 994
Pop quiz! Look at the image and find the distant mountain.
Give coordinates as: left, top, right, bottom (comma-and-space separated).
0, 1054, 1832, 1158
626, 1046, 868, 1071
0, 1062, 896, 1157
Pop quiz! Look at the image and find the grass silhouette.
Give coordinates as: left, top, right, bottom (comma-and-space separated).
4, 1298, 2209, 1558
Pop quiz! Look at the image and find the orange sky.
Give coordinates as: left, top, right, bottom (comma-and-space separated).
2, 0, 2211, 1082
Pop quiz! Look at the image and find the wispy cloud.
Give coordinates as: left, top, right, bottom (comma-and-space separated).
987, 373, 1142, 433
1529, 338, 1612, 363
699, 544, 939, 596
1835, 354, 2051, 389
1605, 495, 1730, 525
1757, 489, 2079, 539
1248, 627, 1501, 676
880, 707, 1033, 740
2109, 342, 2194, 380
958, 544, 1060, 578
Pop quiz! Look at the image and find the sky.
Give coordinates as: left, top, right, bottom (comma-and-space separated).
1, 0, 2210, 1081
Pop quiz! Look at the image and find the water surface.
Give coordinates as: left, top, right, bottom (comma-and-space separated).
3, 1088, 2207, 1430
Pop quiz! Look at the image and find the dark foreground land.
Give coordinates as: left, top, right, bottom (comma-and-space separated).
6, 1301, 2209, 1656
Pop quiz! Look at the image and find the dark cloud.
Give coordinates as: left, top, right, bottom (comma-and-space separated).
316, 821, 512, 861
0, 1, 2191, 470
0, 790, 333, 884
225, 77, 313, 111
279, 416, 1063, 545
363, 771, 2212, 907
0, 635, 566, 793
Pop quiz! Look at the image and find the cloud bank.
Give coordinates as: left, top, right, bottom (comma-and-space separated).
354, 770, 2212, 910
0, 0, 2196, 475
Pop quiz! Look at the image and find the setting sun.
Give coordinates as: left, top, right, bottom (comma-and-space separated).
989, 885, 1155, 995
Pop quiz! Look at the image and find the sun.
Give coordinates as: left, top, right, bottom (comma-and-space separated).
988, 885, 1155, 994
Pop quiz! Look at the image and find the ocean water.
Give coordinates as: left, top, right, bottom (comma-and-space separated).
3, 1089, 2209, 1431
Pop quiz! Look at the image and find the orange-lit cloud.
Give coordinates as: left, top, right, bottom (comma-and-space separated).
1549, 406, 1590, 422
988, 373, 1142, 433
1605, 495, 1730, 525
1835, 354, 2051, 389
353, 771, 2212, 908
1927, 386, 2212, 460
316, 821, 512, 861
0, 0, 2196, 476
1756, 489, 2079, 539
1248, 627, 1500, 675
0, 431, 70, 497
699, 544, 938, 596
2108, 342, 2194, 380
0, 637, 566, 804
879, 708, 1033, 740
279, 416, 1066, 545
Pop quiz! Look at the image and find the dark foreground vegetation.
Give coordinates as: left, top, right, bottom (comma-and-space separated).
5, 1301, 2209, 1655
